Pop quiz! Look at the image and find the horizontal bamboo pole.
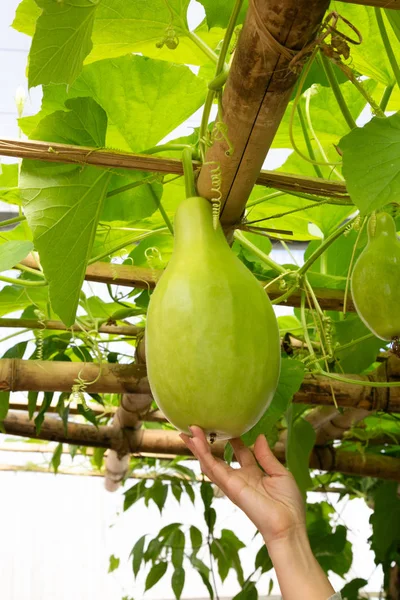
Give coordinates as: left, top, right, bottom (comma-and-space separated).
1, 358, 400, 411
0, 138, 349, 201
0, 318, 143, 337
20, 254, 356, 313
2, 411, 400, 481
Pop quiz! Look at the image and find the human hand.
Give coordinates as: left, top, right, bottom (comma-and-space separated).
180, 426, 306, 548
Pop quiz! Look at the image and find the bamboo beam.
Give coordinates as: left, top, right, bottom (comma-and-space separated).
197, 0, 331, 226
0, 138, 350, 201
0, 318, 143, 337
20, 254, 356, 313
2, 411, 400, 481
1, 357, 400, 411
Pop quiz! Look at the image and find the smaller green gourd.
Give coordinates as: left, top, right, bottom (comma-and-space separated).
351, 212, 400, 341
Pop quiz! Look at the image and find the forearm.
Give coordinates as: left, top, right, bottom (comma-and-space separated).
265, 528, 336, 600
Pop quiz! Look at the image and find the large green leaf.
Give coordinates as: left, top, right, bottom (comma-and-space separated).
20, 97, 111, 325
286, 407, 316, 498
13, 0, 224, 67
145, 561, 168, 591
0, 164, 21, 206
171, 567, 185, 600
242, 358, 305, 446
69, 55, 206, 151
340, 112, 400, 214
273, 80, 377, 151
198, 0, 248, 29
336, 2, 399, 86
0, 241, 34, 272
28, 0, 97, 87
0, 285, 49, 318
370, 481, 400, 564
386, 8, 400, 42
101, 171, 162, 223
12, 0, 41, 37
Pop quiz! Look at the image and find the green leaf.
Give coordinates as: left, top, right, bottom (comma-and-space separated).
198, 0, 248, 29
0, 285, 48, 318
200, 481, 213, 511
34, 391, 54, 434
286, 408, 316, 498
232, 582, 258, 600
28, 0, 97, 87
28, 391, 38, 419
171, 481, 182, 503
3, 341, 28, 359
370, 481, 400, 564
337, 3, 399, 85
386, 8, 400, 42
333, 314, 383, 374
12, 0, 41, 36
340, 112, 400, 214
67, 55, 206, 152
171, 567, 185, 600
254, 545, 273, 574
190, 526, 203, 555
182, 479, 195, 503
0, 241, 34, 273
0, 164, 21, 205
341, 578, 368, 600
0, 391, 10, 423
124, 480, 147, 511
145, 561, 168, 591
33, 97, 107, 147
101, 172, 162, 223
149, 479, 168, 513
51, 443, 63, 473
131, 535, 146, 578
243, 358, 305, 446
171, 529, 185, 569
108, 554, 120, 573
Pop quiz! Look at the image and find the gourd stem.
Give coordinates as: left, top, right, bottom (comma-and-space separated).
0, 274, 47, 287
187, 31, 219, 65
300, 288, 318, 360
148, 185, 174, 235
234, 230, 286, 274
298, 219, 355, 277
375, 8, 400, 90
379, 82, 395, 112
88, 227, 168, 265
0, 215, 26, 228
319, 53, 357, 130
182, 147, 196, 199
296, 104, 324, 178
199, 0, 243, 160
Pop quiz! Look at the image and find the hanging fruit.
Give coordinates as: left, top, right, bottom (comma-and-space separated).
146, 196, 281, 441
351, 212, 400, 347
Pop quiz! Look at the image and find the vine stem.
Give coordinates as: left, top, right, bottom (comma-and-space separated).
246, 191, 286, 208
16, 262, 45, 278
233, 230, 286, 274
0, 274, 47, 287
317, 370, 400, 388
0, 215, 26, 228
0, 328, 30, 344
182, 147, 196, 199
319, 53, 356, 130
334, 332, 376, 353
140, 143, 192, 155
375, 8, 400, 90
187, 31, 219, 65
298, 218, 356, 277
148, 185, 174, 235
199, 0, 244, 159
380, 83, 395, 112
297, 104, 324, 178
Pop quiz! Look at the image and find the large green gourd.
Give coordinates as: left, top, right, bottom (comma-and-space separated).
146, 196, 281, 441
351, 212, 400, 341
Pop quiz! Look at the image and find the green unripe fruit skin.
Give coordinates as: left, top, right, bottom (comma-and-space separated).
146, 197, 281, 440
351, 212, 400, 341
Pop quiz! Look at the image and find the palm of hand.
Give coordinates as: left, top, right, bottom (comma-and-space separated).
180, 426, 305, 545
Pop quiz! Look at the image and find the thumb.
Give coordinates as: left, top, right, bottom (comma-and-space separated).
254, 435, 288, 477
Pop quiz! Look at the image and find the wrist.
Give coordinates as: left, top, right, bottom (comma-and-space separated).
264, 527, 335, 600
